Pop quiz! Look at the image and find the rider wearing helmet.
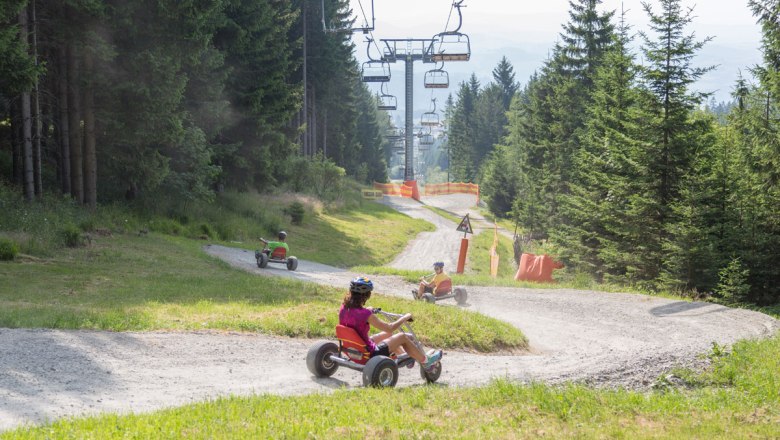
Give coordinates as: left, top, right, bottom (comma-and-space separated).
259, 230, 289, 256
415, 261, 451, 299
340, 276, 442, 370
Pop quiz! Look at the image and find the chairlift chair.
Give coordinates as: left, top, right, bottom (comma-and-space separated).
421, 98, 440, 126
377, 83, 397, 110
361, 60, 391, 82
429, 33, 471, 62
428, 1, 470, 62
424, 65, 449, 89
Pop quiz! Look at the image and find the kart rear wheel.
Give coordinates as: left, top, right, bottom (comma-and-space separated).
423, 293, 436, 303
454, 287, 468, 305
306, 341, 339, 378
363, 356, 398, 387
420, 361, 442, 383
257, 252, 269, 268
286, 256, 298, 271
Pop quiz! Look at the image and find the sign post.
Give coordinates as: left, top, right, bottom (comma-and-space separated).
455, 214, 473, 274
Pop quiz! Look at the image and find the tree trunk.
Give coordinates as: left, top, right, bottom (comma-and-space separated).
31, 0, 42, 196
83, 51, 97, 209
11, 100, 22, 186
19, 7, 35, 201
67, 43, 84, 203
58, 46, 71, 194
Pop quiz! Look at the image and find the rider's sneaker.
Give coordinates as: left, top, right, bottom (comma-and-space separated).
411, 289, 418, 300
254, 250, 261, 260
423, 350, 442, 371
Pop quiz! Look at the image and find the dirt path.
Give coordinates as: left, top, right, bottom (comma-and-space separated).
1, 195, 778, 431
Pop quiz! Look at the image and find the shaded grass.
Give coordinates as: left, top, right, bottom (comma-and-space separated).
6, 333, 779, 439
0, 233, 524, 352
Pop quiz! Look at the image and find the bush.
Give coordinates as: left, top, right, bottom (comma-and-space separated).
0, 237, 19, 260
59, 224, 85, 248
148, 218, 183, 235
286, 202, 305, 225
717, 257, 751, 304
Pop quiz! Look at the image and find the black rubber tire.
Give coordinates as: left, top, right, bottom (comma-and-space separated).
286, 256, 298, 271
454, 287, 468, 305
423, 293, 436, 303
258, 252, 269, 268
420, 361, 442, 383
306, 341, 339, 377
362, 356, 398, 387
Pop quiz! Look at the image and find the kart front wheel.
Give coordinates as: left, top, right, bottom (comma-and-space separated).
363, 356, 398, 387
286, 256, 298, 271
423, 293, 436, 304
420, 361, 442, 383
454, 287, 468, 305
257, 252, 269, 268
306, 341, 339, 378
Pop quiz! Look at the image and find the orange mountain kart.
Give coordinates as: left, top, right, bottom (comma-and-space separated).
306, 309, 442, 387
255, 243, 298, 271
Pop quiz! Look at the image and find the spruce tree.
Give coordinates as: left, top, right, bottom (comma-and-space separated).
639, 0, 715, 287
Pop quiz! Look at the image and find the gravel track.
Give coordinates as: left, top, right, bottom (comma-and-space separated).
1, 194, 778, 431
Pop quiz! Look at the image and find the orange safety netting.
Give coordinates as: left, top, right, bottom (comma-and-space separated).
422, 182, 480, 202
373, 181, 420, 201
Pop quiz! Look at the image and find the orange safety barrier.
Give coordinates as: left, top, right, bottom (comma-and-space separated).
514, 253, 564, 283
422, 182, 480, 203
373, 181, 420, 201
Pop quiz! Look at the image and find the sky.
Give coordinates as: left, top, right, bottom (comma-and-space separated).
347, 0, 765, 119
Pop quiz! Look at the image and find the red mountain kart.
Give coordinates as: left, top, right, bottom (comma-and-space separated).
414, 278, 468, 305
255, 242, 298, 271
306, 309, 442, 387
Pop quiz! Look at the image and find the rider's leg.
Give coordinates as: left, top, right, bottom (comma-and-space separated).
417, 282, 427, 299
384, 333, 425, 363
370, 331, 392, 344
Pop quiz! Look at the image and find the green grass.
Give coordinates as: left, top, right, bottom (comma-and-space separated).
0, 233, 524, 352
6, 333, 779, 439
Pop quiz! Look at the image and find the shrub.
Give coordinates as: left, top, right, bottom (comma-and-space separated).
148, 218, 183, 235
717, 257, 751, 304
59, 224, 85, 248
0, 237, 19, 260
286, 202, 305, 225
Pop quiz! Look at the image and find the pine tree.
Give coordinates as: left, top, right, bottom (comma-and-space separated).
491, 56, 518, 109
448, 75, 480, 182
553, 11, 646, 282
639, 0, 715, 287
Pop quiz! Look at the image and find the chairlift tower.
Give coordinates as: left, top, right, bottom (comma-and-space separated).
377, 1, 470, 182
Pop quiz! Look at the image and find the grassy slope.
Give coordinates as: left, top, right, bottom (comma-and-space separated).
0, 203, 524, 352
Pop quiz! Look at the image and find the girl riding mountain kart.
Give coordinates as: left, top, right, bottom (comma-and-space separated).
255, 231, 298, 271
307, 276, 443, 387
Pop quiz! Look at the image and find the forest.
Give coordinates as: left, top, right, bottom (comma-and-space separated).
0, 0, 389, 207
446, 0, 780, 306
2, 0, 779, 306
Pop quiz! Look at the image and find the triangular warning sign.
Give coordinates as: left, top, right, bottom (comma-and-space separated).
456, 214, 473, 234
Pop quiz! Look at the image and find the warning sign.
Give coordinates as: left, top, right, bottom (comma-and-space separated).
456, 214, 473, 234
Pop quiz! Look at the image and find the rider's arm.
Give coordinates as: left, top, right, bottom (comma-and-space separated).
368, 313, 411, 333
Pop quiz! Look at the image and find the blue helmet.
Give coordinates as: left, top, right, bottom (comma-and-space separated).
433, 262, 444, 269
350, 276, 374, 295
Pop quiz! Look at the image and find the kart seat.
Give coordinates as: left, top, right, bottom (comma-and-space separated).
270, 246, 287, 260
336, 325, 370, 364
434, 279, 452, 296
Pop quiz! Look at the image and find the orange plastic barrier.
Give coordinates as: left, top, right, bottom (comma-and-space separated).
514, 253, 564, 283
422, 182, 480, 203
373, 181, 420, 201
